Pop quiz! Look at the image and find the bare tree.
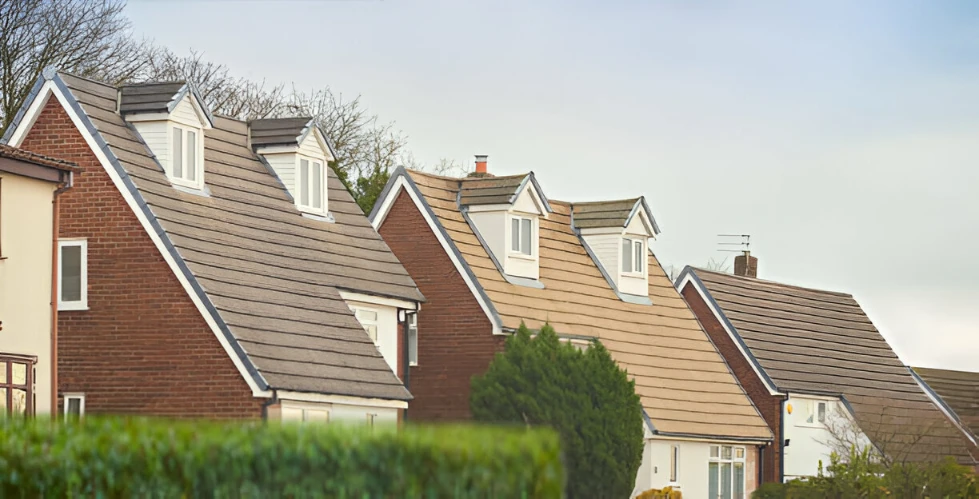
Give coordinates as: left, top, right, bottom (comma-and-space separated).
0, 0, 149, 131
821, 404, 959, 467
705, 256, 730, 273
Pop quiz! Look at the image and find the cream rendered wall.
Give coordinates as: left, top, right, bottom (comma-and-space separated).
0, 173, 55, 414
782, 394, 868, 480
467, 211, 506, 260
634, 438, 759, 499
511, 185, 539, 214
344, 299, 400, 375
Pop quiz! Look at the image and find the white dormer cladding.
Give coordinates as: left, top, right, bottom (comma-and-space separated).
576, 197, 660, 300
251, 120, 335, 217
464, 174, 550, 284
123, 84, 213, 192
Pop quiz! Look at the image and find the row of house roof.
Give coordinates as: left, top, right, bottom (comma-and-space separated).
0, 68, 975, 495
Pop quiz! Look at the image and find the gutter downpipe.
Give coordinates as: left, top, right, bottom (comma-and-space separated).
261, 389, 278, 421
400, 309, 413, 423
759, 444, 765, 486
51, 173, 71, 416
779, 395, 787, 483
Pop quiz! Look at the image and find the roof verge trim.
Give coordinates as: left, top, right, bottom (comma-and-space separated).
370, 167, 504, 334
908, 368, 978, 447
2, 71, 269, 397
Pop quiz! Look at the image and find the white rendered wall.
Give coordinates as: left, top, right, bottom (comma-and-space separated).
344, 299, 400, 376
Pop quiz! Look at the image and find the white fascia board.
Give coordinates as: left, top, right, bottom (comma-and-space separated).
371, 174, 504, 335
254, 144, 300, 155
7, 80, 271, 399
676, 271, 783, 397
338, 290, 419, 311
579, 226, 625, 236
466, 203, 511, 213
276, 391, 408, 409
648, 434, 771, 446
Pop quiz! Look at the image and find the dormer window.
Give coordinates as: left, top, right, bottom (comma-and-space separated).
249, 118, 337, 218
170, 125, 203, 189
120, 81, 214, 193
510, 216, 534, 256
298, 157, 326, 213
622, 238, 644, 275
574, 197, 661, 303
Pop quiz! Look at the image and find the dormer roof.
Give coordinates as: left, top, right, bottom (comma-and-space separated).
248, 117, 337, 159
572, 197, 661, 235
459, 172, 552, 214
118, 81, 214, 127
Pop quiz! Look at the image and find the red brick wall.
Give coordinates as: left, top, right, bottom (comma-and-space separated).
20, 98, 262, 418
681, 282, 785, 483
378, 190, 505, 421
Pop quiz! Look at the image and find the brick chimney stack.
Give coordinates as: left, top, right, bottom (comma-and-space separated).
474, 155, 488, 174
734, 251, 758, 278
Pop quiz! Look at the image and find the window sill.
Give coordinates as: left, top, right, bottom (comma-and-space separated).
172, 183, 211, 197
301, 211, 334, 223
409, 362, 418, 367
58, 305, 89, 312
621, 272, 645, 279
507, 252, 536, 261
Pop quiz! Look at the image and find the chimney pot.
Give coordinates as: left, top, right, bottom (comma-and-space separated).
474, 154, 488, 174
734, 251, 758, 278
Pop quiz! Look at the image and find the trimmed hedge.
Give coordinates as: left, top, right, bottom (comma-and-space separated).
0, 417, 564, 498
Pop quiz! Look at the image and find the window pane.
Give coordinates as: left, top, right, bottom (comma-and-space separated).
300, 159, 309, 206
408, 326, 418, 365
186, 130, 196, 182
708, 462, 719, 498
172, 127, 183, 178
635, 240, 643, 273
721, 462, 732, 499
366, 325, 378, 342
733, 463, 745, 499
669, 445, 677, 482
61, 245, 82, 302
11, 363, 25, 385
11, 389, 26, 415
312, 162, 322, 209
511, 218, 520, 251
622, 239, 633, 273
710, 445, 719, 458
520, 218, 532, 255
818, 402, 826, 423
67, 398, 81, 416
735, 447, 745, 459
356, 310, 378, 322
722, 446, 732, 460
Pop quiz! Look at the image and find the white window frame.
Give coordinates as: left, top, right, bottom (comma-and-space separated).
801, 400, 829, 427
407, 313, 418, 366
168, 124, 204, 190
57, 239, 88, 311
64, 393, 85, 418
669, 444, 680, 484
296, 155, 327, 214
709, 445, 746, 499
622, 237, 645, 276
352, 307, 380, 345
509, 215, 535, 258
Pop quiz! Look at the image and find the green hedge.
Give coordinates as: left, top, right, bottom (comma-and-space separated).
0, 417, 564, 498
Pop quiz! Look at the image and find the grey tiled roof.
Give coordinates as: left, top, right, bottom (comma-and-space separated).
119, 82, 186, 114
60, 73, 419, 401
248, 117, 314, 148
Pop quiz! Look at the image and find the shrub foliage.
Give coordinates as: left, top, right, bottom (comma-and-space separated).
0, 417, 564, 498
470, 323, 644, 499
752, 447, 977, 499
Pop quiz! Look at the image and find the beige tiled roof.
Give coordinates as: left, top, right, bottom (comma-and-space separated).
693, 269, 977, 463
406, 170, 772, 440
53, 73, 420, 401
571, 198, 640, 229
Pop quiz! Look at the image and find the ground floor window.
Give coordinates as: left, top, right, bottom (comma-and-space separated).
0, 354, 35, 416
708, 445, 746, 499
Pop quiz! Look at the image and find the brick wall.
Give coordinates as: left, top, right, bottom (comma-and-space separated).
681, 283, 785, 483
20, 98, 262, 418
378, 190, 504, 421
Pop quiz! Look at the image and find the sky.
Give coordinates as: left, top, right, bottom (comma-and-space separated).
126, 0, 979, 371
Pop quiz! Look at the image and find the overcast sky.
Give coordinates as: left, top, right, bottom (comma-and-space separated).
127, 0, 979, 371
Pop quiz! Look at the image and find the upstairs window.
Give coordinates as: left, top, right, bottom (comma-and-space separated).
170, 126, 203, 189
510, 216, 533, 256
298, 157, 326, 213
58, 240, 87, 311
622, 238, 644, 275
353, 308, 379, 344
805, 401, 828, 425
407, 313, 418, 366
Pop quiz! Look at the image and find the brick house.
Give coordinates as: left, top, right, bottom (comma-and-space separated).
676, 254, 979, 482
0, 144, 75, 416
1, 70, 423, 423
370, 158, 773, 498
